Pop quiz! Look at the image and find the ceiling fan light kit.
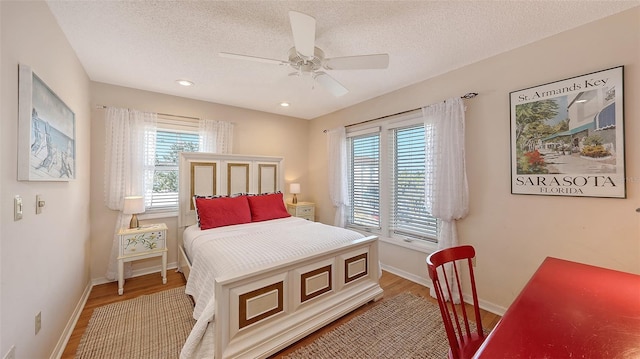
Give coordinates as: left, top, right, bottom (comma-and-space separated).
219, 10, 389, 97
288, 46, 324, 74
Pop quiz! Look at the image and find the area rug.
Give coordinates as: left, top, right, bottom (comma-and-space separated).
75, 286, 195, 359
283, 292, 480, 359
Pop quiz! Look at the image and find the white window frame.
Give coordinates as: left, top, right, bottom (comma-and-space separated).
346, 111, 438, 253
141, 115, 200, 219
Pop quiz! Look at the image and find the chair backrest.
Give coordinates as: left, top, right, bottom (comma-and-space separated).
426, 245, 485, 359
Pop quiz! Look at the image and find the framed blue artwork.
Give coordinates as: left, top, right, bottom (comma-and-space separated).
18, 64, 75, 181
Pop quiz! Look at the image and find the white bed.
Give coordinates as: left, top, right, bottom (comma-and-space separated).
177, 152, 383, 359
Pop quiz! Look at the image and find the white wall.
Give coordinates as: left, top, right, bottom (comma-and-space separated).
0, 2, 91, 359
308, 7, 640, 312
0, 3, 3, 351
89, 82, 310, 282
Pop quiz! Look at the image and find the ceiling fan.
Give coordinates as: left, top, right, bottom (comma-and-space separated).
219, 11, 389, 97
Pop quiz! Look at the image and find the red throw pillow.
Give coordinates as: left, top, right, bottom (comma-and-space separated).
195, 196, 252, 230
246, 193, 291, 222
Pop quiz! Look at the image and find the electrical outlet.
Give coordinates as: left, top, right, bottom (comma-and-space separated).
3, 345, 15, 359
35, 312, 41, 335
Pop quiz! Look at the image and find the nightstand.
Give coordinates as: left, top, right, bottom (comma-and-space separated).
116, 223, 168, 295
286, 202, 315, 221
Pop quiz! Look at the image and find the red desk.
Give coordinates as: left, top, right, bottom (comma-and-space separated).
473, 257, 640, 358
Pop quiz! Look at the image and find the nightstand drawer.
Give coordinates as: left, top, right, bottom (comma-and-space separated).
286, 202, 315, 221
298, 206, 314, 215
120, 230, 165, 255
118, 224, 167, 256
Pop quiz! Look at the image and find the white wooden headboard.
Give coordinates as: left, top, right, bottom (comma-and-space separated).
178, 152, 285, 228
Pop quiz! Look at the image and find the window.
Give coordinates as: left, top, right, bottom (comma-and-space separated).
391, 125, 437, 241
147, 116, 200, 212
347, 115, 438, 244
348, 132, 380, 228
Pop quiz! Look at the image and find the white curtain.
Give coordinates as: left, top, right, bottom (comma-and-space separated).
199, 119, 234, 153
423, 97, 468, 302
327, 127, 349, 227
104, 107, 157, 281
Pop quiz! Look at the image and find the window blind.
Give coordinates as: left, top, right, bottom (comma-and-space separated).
349, 133, 381, 229
391, 125, 437, 241
147, 116, 200, 211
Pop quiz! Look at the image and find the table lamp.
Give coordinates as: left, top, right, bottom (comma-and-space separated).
290, 183, 300, 204
123, 196, 145, 229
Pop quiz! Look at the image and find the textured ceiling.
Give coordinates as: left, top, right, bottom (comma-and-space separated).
46, 1, 638, 119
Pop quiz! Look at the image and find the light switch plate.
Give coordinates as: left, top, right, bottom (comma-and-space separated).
36, 195, 44, 214
14, 196, 23, 221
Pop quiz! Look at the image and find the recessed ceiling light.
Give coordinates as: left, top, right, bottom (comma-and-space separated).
176, 79, 194, 87
280, 102, 290, 107
575, 99, 587, 103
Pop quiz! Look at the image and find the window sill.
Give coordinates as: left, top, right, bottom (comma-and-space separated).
138, 210, 178, 221
378, 236, 438, 254
349, 228, 438, 254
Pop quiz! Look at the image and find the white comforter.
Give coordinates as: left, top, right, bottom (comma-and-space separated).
180, 217, 365, 358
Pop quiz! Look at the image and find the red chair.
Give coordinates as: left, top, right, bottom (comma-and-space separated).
426, 245, 485, 359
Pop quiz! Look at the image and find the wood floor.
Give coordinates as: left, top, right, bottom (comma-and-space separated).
62, 270, 500, 358
61, 270, 188, 359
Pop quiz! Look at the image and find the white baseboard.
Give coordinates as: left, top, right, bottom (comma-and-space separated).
381, 263, 431, 287
91, 261, 178, 286
50, 281, 92, 359
476, 297, 507, 316
381, 263, 506, 316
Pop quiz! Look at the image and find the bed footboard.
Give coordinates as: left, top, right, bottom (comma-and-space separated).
214, 235, 382, 359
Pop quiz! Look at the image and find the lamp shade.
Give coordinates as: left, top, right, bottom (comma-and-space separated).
123, 196, 145, 214
290, 183, 301, 194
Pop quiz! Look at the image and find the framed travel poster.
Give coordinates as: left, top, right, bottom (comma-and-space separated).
510, 66, 625, 198
18, 64, 76, 181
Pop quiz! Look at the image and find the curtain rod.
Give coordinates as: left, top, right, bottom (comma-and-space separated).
323, 92, 478, 133
95, 105, 200, 121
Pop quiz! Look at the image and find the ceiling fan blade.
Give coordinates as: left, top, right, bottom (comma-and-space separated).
324, 54, 389, 70
219, 52, 288, 66
314, 72, 348, 97
289, 11, 316, 58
